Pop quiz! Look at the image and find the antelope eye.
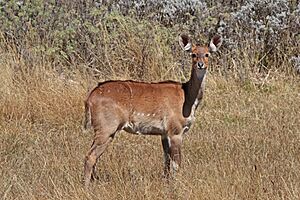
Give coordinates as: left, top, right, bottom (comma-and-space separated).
205, 53, 210, 57
191, 53, 197, 58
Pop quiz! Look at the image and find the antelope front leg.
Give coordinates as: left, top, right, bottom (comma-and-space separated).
161, 136, 171, 177
169, 135, 182, 173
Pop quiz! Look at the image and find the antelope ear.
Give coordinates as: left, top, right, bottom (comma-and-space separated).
179, 34, 192, 51
209, 35, 222, 52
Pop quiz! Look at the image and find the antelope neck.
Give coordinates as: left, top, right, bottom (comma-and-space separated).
182, 67, 207, 118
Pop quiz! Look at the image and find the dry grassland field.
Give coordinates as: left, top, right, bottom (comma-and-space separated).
1, 1, 300, 200
1, 62, 300, 200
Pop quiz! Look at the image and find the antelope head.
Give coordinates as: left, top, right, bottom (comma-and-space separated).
179, 34, 222, 117
180, 34, 222, 68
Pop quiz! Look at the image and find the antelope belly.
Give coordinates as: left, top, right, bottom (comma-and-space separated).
123, 119, 165, 135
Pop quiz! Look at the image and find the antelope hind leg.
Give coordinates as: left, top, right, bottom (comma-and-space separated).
84, 135, 113, 187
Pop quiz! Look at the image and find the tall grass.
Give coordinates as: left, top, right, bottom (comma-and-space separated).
1, 59, 299, 199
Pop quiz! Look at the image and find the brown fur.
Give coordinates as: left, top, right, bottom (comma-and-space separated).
83, 35, 222, 186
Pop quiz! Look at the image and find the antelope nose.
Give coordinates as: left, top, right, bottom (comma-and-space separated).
197, 62, 204, 69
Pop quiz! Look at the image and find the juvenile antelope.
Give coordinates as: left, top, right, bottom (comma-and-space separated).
83, 34, 222, 186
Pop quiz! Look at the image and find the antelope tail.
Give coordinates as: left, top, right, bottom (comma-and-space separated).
83, 101, 92, 130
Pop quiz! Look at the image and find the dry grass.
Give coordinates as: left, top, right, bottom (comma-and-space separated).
1, 33, 300, 199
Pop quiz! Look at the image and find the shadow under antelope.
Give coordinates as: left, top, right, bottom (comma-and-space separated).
83, 34, 222, 186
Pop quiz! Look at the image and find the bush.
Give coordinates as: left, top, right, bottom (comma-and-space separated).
0, 0, 299, 80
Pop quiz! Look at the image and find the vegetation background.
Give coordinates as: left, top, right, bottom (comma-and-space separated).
1, 0, 300, 199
